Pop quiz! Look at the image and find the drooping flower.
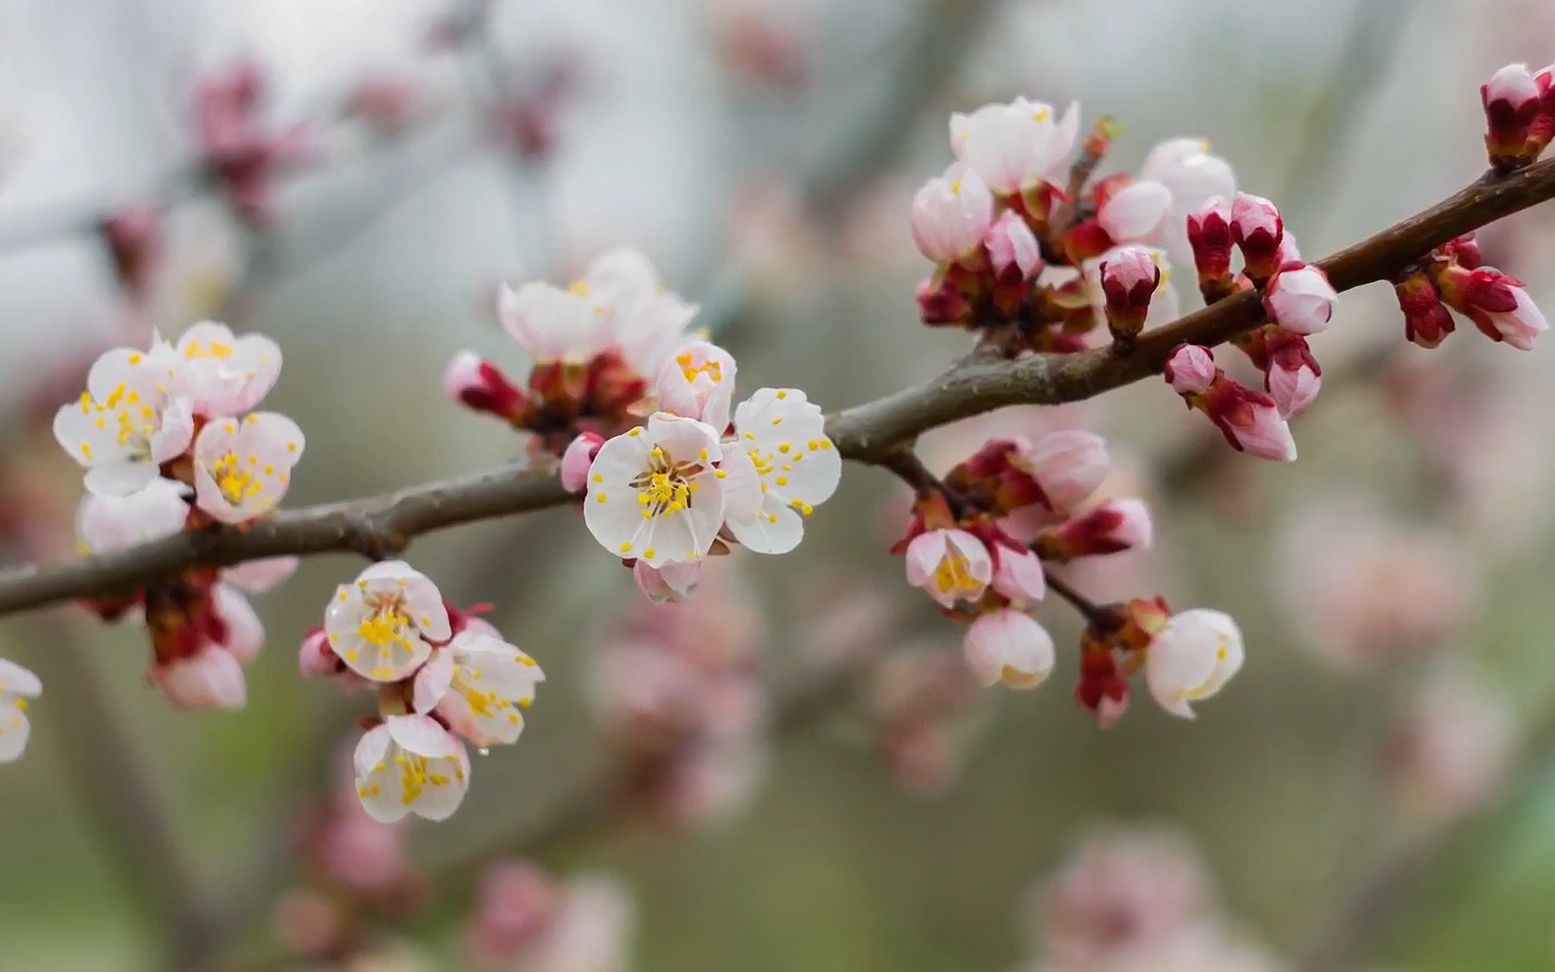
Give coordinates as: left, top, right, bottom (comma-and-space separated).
720, 388, 841, 555
190, 412, 305, 523
325, 561, 452, 682
904, 528, 992, 608
172, 321, 282, 417
910, 162, 995, 263
1144, 609, 1244, 718
353, 714, 471, 823
413, 627, 544, 748
948, 97, 1080, 195
654, 340, 737, 432
0, 659, 41, 763
1165, 345, 1297, 462
53, 340, 195, 496
962, 609, 1055, 689
584, 414, 727, 568
1262, 262, 1337, 335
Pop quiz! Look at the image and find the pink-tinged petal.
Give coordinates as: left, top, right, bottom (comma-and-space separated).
1098, 180, 1171, 242
413, 649, 456, 714
222, 555, 298, 592
992, 545, 1047, 603
213, 584, 264, 664
1145, 609, 1244, 719
963, 610, 1055, 689
154, 647, 247, 710
1164, 344, 1217, 395
559, 432, 604, 492
633, 560, 702, 602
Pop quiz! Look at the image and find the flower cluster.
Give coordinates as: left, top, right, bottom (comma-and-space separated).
445, 249, 698, 456
302, 561, 544, 823
910, 96, 1234, 352
49, 322, 304, 713
1394, 232, 1548, 351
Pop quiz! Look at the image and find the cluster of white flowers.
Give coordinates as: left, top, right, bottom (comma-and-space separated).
576, 337, 843, 601
313, 561, 544, 823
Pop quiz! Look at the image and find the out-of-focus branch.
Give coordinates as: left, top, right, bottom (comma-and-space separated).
27, 617, 218, 970
3, 158, 1555, 616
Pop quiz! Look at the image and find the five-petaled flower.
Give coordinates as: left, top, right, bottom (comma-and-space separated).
191, 412, 305, 524
353, 714, 472, 823
326, 561, 453, 681
414, 626, 545, 748
53, 340, 195, 496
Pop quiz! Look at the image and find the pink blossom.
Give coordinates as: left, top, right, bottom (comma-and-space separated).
1011, 429, 1110, 515
904, 528, 993, 607
963, 609, 1055, 689
1039, 498, 1154, 559
1434, 264, 1548, 350
983, 210, 1043, 284
559, 432, 605, 492
910, 162, 995, 263
445, 351, 526, 420
1097, 179, 1172, 243
1262, 262, 1337, 335
1229, 192, 1283, 281
1163, 343, 1217, 395
1099, 245, 1162, 341
152, 645, 247, 710
989, 540, 1047, 604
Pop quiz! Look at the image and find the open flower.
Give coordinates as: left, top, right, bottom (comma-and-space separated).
53, 340, 195, 496
584, 414, 727, 569
905, 529, 992, 607
963, 610, 1055, 689
1144, 609, 1244, 718
720, 388, 841, 555
191, 412, 305, 523
948, 97, 1079, 195
325, 561, 452, 681
0, 659, 41, 762
655, 340, 737, 432
173, 321, 282, 417
353, 714, 471, 823
414, 627, 544, 748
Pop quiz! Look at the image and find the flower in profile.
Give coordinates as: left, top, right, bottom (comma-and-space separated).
948, 96, 1079, 195
720, 388, 841, 555
353, 714, 471, 823
963, 609, 1055, 689
325, 561, 452, 682
904, 528, 992, 608
53, 340, 195, 496
0, 659, 41, 762
172, 320, 282, 417
1262, 262, 1337, 335
654, 340, 737, 432
583, 414, 727, 569
910, 162, 995, 263
191, 412, 305, 523
414, 626, 544, 748
1432, 263, 1548, 350
1144, 609, 1244, 718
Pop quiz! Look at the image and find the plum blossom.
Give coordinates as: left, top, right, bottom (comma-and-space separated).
653, 341, 737, 432
584, 414, 727, 569
353, 714, 471, 823
948, 97, 1079, 195
1165, 344, 1297, 462
1098, 245, 1162, 342
1433, 263, 1548, 350
962, 609, 1055, 689
1144, 609, 1244, 718
0, 659, 41, 763
499, 249, 697, 375
1482, 62, 1553, 169
910, 162, 995, 263
53, 339, 195, 496
904, 528, 992, 607
191, 412, 305, 523
414, 627, 544, 748
325, 561, 452, 682
173, 320, 282, 416
1262, 263, 1337, 335
720, 388, 841, 555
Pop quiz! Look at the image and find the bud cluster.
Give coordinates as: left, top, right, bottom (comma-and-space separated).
1393, 233, 1549, 351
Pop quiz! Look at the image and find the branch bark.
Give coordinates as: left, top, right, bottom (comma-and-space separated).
3, 159, 1554, 616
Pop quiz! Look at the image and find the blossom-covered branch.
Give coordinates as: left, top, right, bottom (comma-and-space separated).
2, 158, 1552, 617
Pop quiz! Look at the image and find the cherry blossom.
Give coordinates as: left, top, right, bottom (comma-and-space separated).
325, 561, 452, 682
963, 609, 1055, 689
584, 414, 727, 569
191, 412, 305, 524
0, 659, 41, 763
53, 339, 195, 496
413, 627, 544, 748
353, 714, 471, 823
948, 97, 1079, 195
1144, 609, 1244, 718
720, 388, 841, 555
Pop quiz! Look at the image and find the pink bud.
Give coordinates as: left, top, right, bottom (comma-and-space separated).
153, 646, 247, 710
963, 609, 1055, 689
1099, 245, 1161, 343
1200, 378, 1298, 462
983, 210, 1043, 284
1263, 262, 1337, 335
1482, 62, 1547, 170
1435, 264, 1549, 350
1015, 430, 1110, 515
559, 432, 605, 492
445, 351, 526, 419
916, 275, 973, 328
1040, 499, 1154, 559
1265, 342, 1322, 419
1394, 273, 1455, 349
989, 541, 1047, 604
910, 162, 995, 264
1230, 192, 1284, 283
633, 560, 701, 603
1164, 344, 1217, 395
1186, 196, 1233, 291
298, 627, 340, 678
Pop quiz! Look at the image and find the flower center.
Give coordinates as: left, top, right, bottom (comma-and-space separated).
631, 446, 702, 518
676, 351, 722, 384
934, 549, 979, 597
211, 452, 264, 504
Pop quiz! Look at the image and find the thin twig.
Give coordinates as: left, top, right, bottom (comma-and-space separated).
3, 159, 1555, 616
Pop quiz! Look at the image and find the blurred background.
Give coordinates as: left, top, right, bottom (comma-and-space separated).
2, 0, 1555, 969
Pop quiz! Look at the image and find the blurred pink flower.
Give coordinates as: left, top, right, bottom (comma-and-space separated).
1380, 667, 1515, 823
469, 861, 634, 972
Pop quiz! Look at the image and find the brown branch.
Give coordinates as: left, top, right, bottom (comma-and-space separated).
3, 159, 1555, 616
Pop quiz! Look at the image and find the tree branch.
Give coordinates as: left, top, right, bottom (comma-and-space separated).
3, 159, 1554, 616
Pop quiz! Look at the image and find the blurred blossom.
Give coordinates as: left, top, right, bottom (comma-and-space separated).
1276, 502, 1477, 672
593, 561, 768, 827
1379, 666, 1515, 823
296, 747, 420, 904
708, 0, 813, 92
469, 861, 634, 972
271, 887, 345, 960
863, 645, 984, 795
